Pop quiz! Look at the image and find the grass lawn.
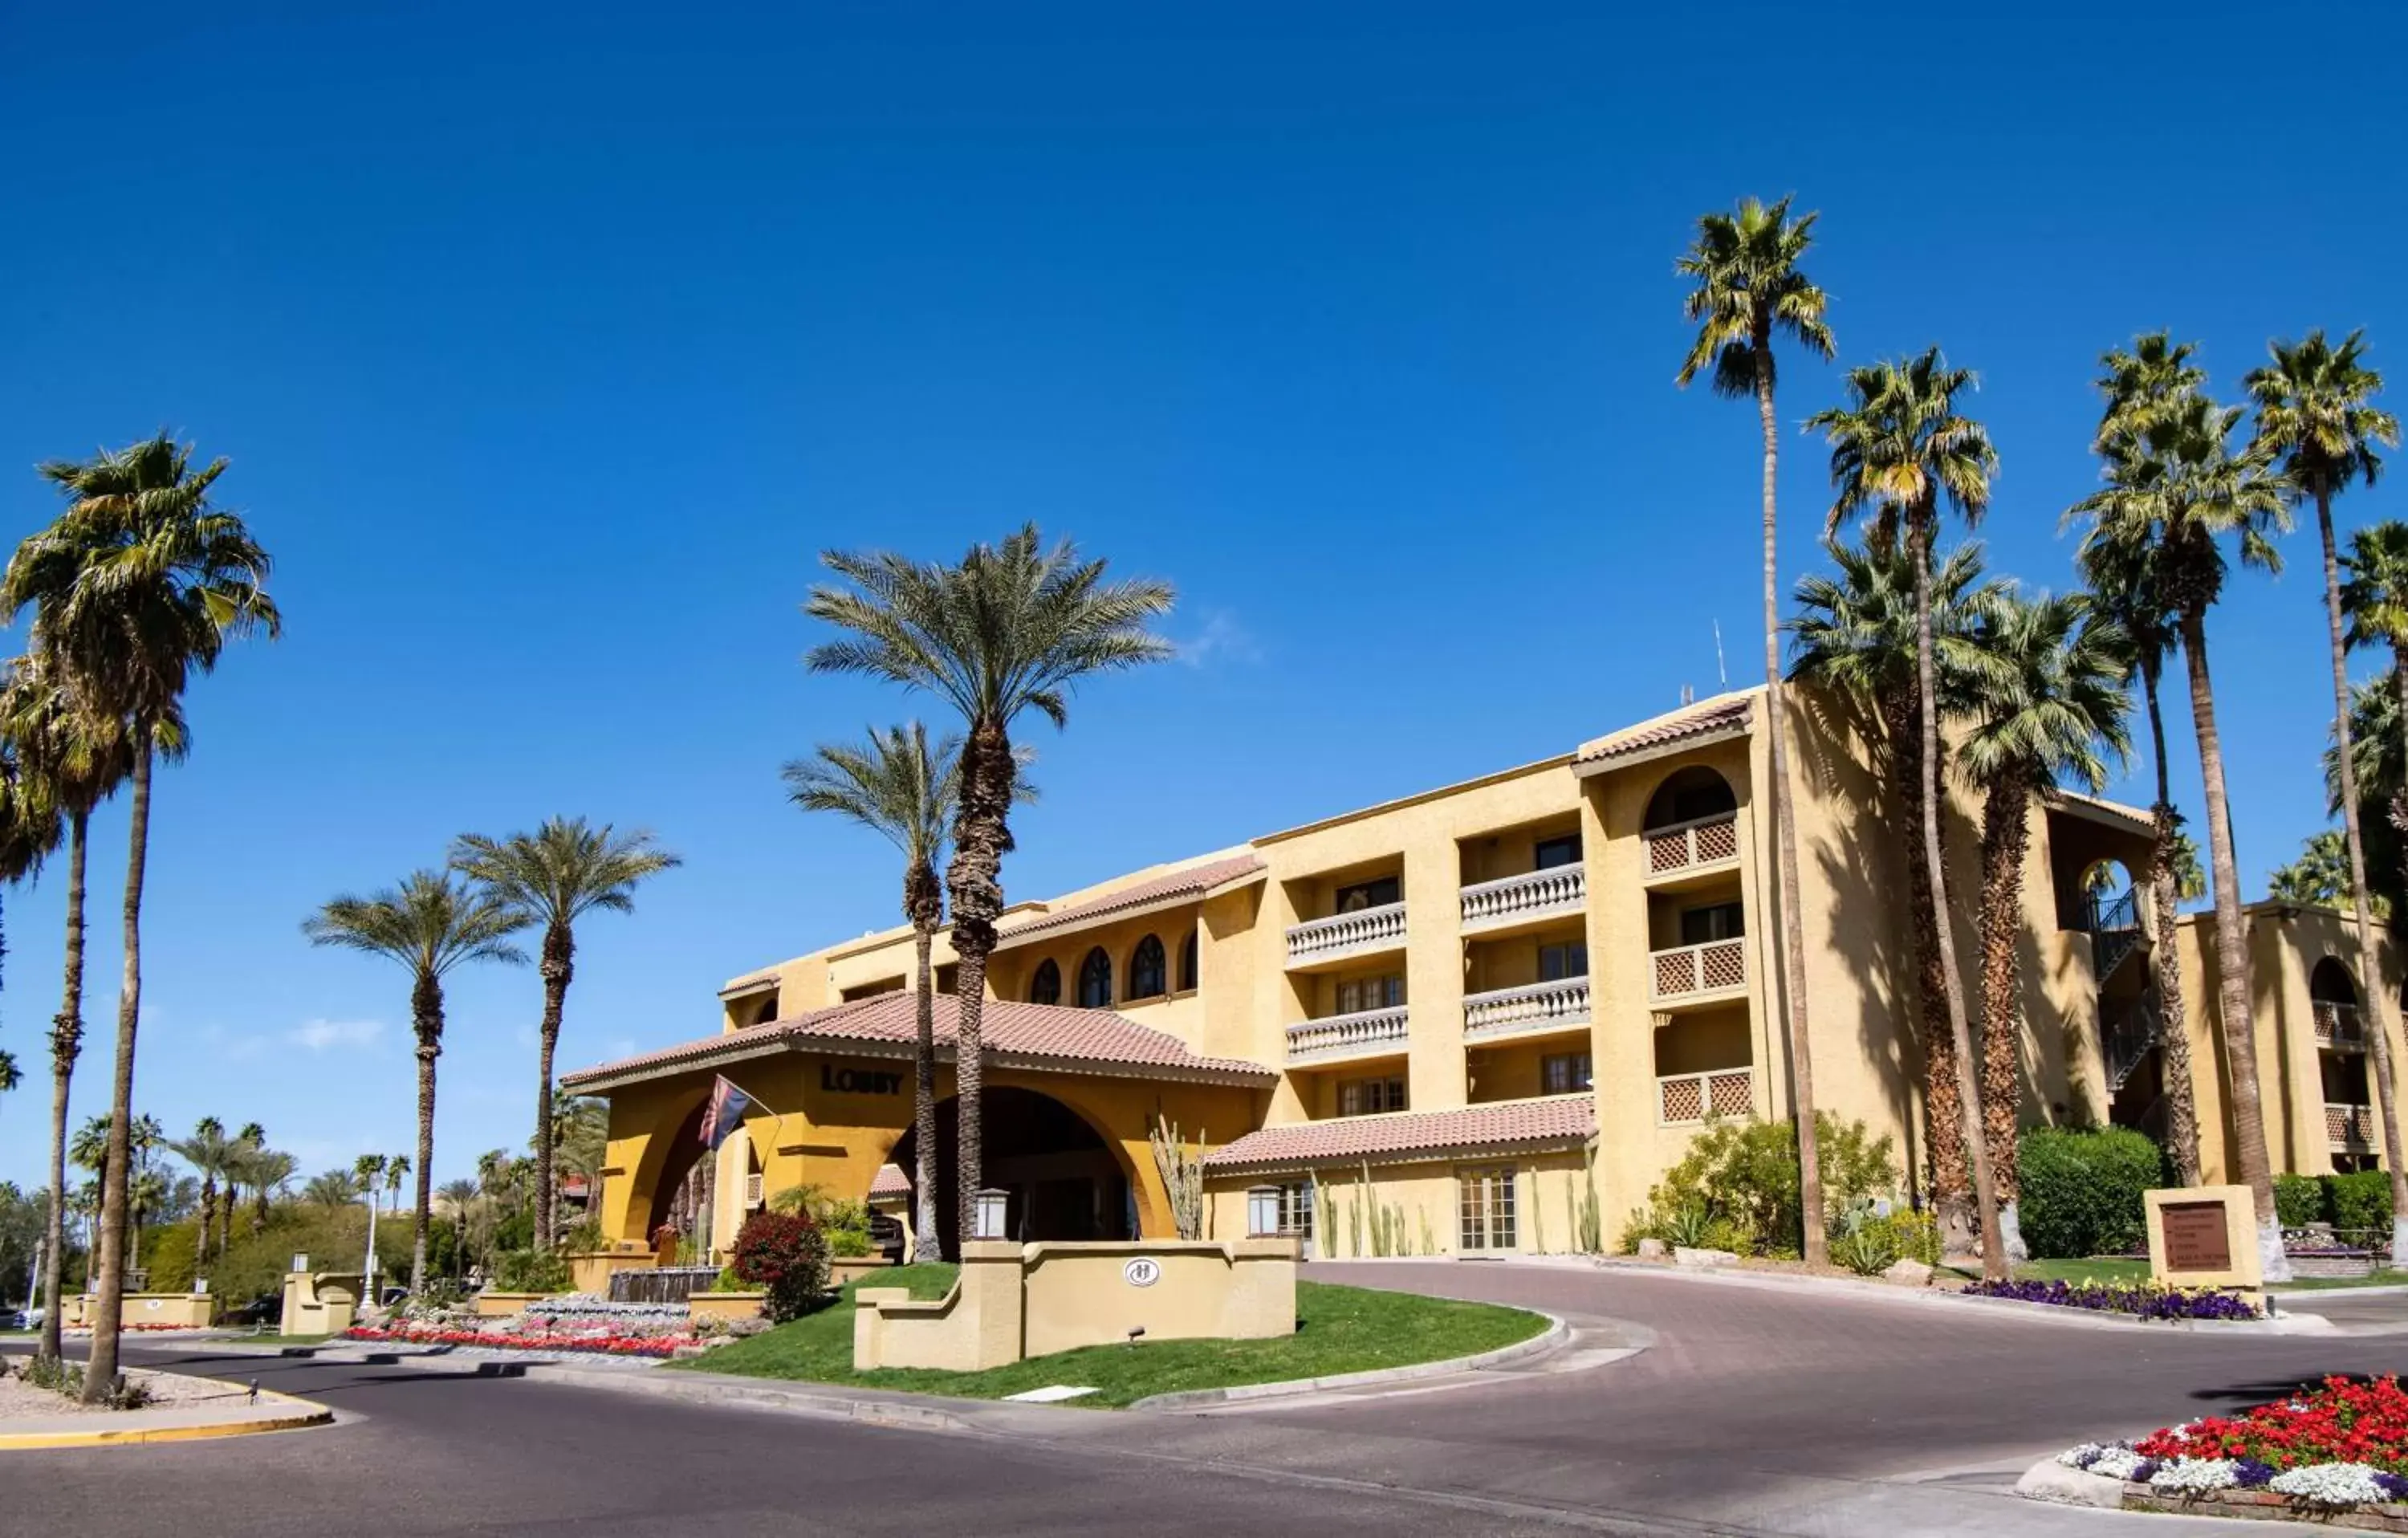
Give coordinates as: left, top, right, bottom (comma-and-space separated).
675, 1265, 1548, 1409
2271, 1270, 2408, 1292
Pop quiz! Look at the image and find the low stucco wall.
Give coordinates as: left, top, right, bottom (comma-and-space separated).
279, 1271, 364, 1335
122, 1293, 221, 1328
687, 1292, 765, 1324
567, 1249, 656, 1296
472, 1291, 550, 1319
1021, 1239, 1295, 1357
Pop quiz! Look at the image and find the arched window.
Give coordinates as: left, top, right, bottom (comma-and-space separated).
1129, 935, 1167, 1000
1643, 765, 1738, 832
1077, 946, 1113, 1008
1179, 930, 1200, 992
2310, 957, 2361, 1007
1029, 958, 1061, 1006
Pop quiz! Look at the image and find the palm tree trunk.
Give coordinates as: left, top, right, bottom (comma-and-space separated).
1976, 770, 2031, 1259
910, 921, 942, 1263
2178, 608, 2289, 1280
1913, 522, 2006, 1278
35, 810, 85, 1365
1884, 686, 1970, 1224
2316, 489, 2408, 1252
2142, 662, 2203, 1186
411, 970, 442, 1295
1753, 346, 1826, 1263
83, 737, 152, 1403
945, 719, 1016, 1248
534, 922, 572, 1251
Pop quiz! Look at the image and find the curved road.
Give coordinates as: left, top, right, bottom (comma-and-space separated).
13, 1263, 2406, 1536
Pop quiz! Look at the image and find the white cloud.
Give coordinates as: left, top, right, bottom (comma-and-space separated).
1172, 609, 1263, 669
287, 1018, 384, 1052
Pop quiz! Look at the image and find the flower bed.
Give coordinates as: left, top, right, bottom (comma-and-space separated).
2052, 1377, 2408, 1527
1963, 1278, 2260, 1320
344, 1322, 694, 1358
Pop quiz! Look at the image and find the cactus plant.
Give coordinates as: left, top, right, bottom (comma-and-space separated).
1149, 1116, 1207, 1239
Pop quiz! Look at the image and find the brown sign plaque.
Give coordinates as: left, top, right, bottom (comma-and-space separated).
2159, 1200, 2232, 1273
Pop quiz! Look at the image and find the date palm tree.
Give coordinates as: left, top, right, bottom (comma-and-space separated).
1676, 195, 1838, 1263
2, 433, 279, 1398
225, 1121, 266, 1255
165, 1117, 234, 1282
2078, 375, 2210, 1187
2072, 389, 2292, 1277
1959, 588, 2132, 1249
304, 1170, 361, 1209
305, 873, 528, 1291
449, 819, 681, 1248
804, 527, 1173, 1246
1789, 537, 2004, 1218
1809, 349, 2007, 1275
240, 1147, 295, 1232
2250, 330, 2405, 1247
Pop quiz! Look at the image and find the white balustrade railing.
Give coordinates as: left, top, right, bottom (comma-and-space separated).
1286, 900, 1408, 966
1658, 1068, 1753, 1125
1462, 977, 1592, 1040
2328, 1102, 2376, 1146
1649, 938, 1747, 1002
1285, 1005, 1410, 1063
1643, 812, 1739, 879
1459, 865, 1585, 931
2315, 1000, 2368, 1050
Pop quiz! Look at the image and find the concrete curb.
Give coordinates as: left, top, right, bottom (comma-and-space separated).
519, 1362, 974, 1430
1125, 1312, 1571, 1411
0, 1393, 334, 1451
2012, 1456, 2125, 1509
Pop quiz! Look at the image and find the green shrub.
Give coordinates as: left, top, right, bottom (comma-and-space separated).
2327, 1170, 2393, 1235
1638, 1113, 1899, 1254
708, 1266, 759, 1293
493, 1247, 571, 1294
2015, 1127, 2167, 1259
2275, 1173, 2325, 1229
1832, 1206, 1942, 1276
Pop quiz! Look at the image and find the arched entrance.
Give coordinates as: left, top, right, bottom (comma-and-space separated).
889, 1086, 1134, 1260
643, 1099, 714, 1241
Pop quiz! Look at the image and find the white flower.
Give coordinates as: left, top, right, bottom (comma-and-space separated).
2089, 1449, 2147, 1481
2270, 1463, 2392, 1508
2057, 1442, 2110, 1469
2150, 1459, 2238, 1494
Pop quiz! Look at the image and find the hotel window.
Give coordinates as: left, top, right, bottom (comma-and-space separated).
1028, 958, 1061, 1006
1338, 1075, 1407, 1117
1336, 973, 1404, 1015
1128, 934, 1168, 1000
1680, 901, 1745, 944
1077, 946, 1112, 1007
1269, 1181, 1314, 1238
1538, 941, 1588, 981
1534, 834, 1582, 870
1179, 930, 1199, 991
1458, 1165, 1518, 1251
1542, 1052, 1593, 1094
1333, 874, 1401, 913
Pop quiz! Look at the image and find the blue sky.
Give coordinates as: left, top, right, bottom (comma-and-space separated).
2, 2, 2403, 1188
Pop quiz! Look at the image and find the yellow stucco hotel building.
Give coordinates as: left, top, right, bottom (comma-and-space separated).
566, 684, 2402, 1260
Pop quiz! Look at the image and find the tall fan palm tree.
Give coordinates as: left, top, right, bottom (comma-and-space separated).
385, 1154, 409, 1217
2268, 830, 2388, 913
2079, 352, 2210, 1187
1959, 589, 2133, 1242
1809, 348, 2008, 1275
786, 724, 958, 1259
803, 527, 1174, 1246
2250, 330, 2406, 1247
304, 873, 528, 1291
2071, 389, 2292, 1277
2, 433, 279, 1398
449, 819, 681, 1248
165, 1117, 234, 1281
1789, 537, 2004, 1216
1676, 195, 1839, 1261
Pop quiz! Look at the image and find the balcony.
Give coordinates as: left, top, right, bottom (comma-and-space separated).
2329, 1102, 2377, 1149
1286, 1005, 1411, 1064
2315, 1001, 2368, 1052
1460, 865, 1585, 937
1649, 938, 1747, 1006
1286, 901, 1407, 971
1463, 977, 1592, 1043
1658, 1068, 1752, 1125
1643, 812, 1739, 886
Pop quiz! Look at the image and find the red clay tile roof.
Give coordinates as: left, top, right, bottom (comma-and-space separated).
1200, 1097, 1595, 1174
1576, 691, 1753, 764
868, 1163, 910, 1198
563, 992, 1275, 1090
997, 854, 1264, 946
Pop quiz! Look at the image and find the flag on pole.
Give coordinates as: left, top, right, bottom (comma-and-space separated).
698, 1076, 752, 1150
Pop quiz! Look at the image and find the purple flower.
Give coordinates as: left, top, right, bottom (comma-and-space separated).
2375, 1471, 2408, 1503
1959, 1279, 2260, 1320
2235, 1461, 2276, 1488
2130, 1459, 2162, 1483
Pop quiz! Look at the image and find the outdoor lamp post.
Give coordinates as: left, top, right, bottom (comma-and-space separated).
1247, 1185, 1281, 1239
972, 1188, 1009, 1241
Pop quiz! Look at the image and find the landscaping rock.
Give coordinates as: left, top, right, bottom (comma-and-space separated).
671, 1345, 712, 1361
1635, 1239, 1667, 1259
1882, 1258, 1934, 1287
1674, 1247, 1739, 1270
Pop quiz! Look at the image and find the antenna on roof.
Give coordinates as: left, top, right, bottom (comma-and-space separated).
1680, 683, 1695, 705
1712, 620, 1728, 690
